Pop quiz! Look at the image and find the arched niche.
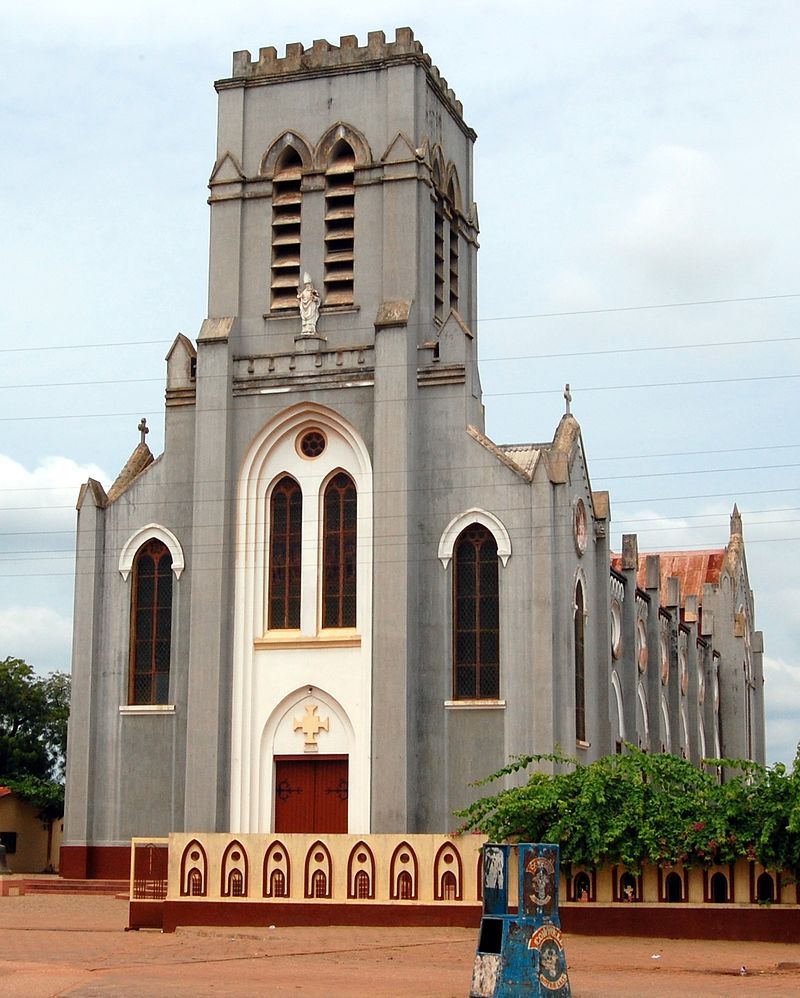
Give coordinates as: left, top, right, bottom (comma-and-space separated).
314, 122, 371, 170
260, 130, 313, 178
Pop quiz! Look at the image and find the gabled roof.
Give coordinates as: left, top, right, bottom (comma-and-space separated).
611, 507, 743, 606
467, 425, 541, 482
106, 442, 154, 504
496, 443, 545, 479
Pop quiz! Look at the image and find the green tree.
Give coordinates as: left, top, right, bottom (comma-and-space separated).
0, 657, 71, 815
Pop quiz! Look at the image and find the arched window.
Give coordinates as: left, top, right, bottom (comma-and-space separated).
453, 524, 500, 700
228, 869, 244, 897
756, 872, 774, 903
398, 871, 414, 900
355, 870, 371, 899
710, 871, 728, 903
665, 872, 683, 902
322, 472, 357, 628
270, 869, 287, 898
188, 869, 203, 896
574, 871, 591, 901
619, 871, 638, 901
575, 581, 586, 742
324, 140, 355, 305
268, 476, 302, 629
129, 539, 173, 705
312, 870, 328, 898
434, 196, 445, 321
447, 179, 459, 312
441, 871, 458, 901
271, 147, 303, 309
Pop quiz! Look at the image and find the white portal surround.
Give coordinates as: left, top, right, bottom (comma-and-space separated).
230, 403, 373, 833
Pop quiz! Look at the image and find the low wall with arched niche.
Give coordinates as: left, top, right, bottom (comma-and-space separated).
129, 833, 487, 931
128, 837, 800, 939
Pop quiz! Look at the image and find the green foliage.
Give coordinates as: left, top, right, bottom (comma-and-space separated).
456, 745, 800, 873
0, 657, 70, 800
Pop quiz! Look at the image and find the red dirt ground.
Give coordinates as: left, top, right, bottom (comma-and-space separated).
1, 894, 799, 996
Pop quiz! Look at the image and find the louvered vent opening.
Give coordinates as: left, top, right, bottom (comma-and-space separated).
434, 203, 445, 320
449, 214, 459, 312
324, 142, 355, 306
271, 149, 303, 310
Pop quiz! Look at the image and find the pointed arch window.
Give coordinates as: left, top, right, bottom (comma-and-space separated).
447, 179, 459, 312
324, 140, 355, 305
453, 524, 500, 699
575, 581, 586, 742
129, 539, 173, 705
268, 476, 302, 629
322, 472, 357, 628
271, 147, 303, 310
434, 197, 445, 321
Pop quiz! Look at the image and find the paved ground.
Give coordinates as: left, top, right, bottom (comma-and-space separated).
1, 894, 799, 996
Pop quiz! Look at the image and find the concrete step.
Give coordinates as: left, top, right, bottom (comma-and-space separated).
21, 877, 128, 897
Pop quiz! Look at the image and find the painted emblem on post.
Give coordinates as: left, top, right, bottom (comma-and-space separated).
524, 852, 555, 912
530, 924, 569, 992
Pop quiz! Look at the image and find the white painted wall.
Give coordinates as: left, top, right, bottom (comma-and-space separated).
231, 403, 373, 832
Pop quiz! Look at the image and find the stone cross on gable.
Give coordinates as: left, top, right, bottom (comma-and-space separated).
563, 384, 572, 415
293, 703, 329, 752
138, 417, 149, 445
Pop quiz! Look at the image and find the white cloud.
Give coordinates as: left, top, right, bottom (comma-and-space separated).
0, 453, 108, 539
615, 144, 768, 295
0, 456, 109, 654
0, 606, 72, 675
547, 271, 605, 312
764, 656, 800, 766
611, 504, 731, 552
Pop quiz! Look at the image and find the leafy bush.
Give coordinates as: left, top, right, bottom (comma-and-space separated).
456, 745, 800, 873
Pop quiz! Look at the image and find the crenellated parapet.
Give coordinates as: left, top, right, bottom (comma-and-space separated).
224, 27, 466, 124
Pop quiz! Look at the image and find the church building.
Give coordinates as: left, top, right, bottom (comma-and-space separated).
61, 29, 765, 880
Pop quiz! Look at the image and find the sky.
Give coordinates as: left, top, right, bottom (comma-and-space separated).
2, 1, 799, 766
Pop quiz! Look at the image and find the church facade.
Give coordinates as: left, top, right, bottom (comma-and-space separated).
61, 29, 765, 879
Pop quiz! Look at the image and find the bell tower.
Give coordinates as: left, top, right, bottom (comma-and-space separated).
207, 27, 480, 358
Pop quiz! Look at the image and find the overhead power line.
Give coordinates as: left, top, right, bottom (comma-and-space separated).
3, 370, 800, 423
1, 291, 799, 354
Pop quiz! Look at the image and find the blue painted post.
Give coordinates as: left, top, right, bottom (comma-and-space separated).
469, 843, 571, 997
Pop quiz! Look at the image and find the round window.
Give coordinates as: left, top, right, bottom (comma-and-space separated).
298, 429, 326, 458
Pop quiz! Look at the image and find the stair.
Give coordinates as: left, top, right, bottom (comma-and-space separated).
21, 877, 128, 897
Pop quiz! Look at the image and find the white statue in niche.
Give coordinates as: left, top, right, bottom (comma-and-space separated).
297, 272, 321, 334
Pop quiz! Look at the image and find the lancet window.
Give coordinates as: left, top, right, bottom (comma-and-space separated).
268, 477, 302, 629
453, 524, 500, 699
129, 539, 173, 705
434, 199, 445, 320
322, 472, 357, 628
575, 580, 586, 742
324, 141, 355, 305
448, 179, 459, 312
270, 148, 303, 309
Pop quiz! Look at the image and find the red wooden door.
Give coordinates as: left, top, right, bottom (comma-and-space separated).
274, 757, 348, 833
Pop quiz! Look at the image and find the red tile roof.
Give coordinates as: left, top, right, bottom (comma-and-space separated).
612, 550, 725, 602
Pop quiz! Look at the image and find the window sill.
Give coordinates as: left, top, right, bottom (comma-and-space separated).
444, 699, 506, 710
576, 739, 591, 750
119, 704, 176, 715
255, 631, 361, 650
